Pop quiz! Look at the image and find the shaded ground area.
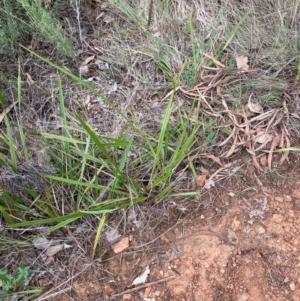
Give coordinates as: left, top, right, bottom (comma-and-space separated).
32, 159, 300, 301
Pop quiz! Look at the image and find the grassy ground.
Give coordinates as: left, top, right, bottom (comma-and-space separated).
1, 0, 300, 299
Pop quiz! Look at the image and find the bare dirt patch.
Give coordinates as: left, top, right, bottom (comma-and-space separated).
33, 162, 300, 301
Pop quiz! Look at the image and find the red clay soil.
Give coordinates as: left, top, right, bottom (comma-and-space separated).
39, 170, 300, 301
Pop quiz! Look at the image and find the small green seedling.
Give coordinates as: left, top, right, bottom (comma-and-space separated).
0, 267, 29, 298
0, 266, 42, 300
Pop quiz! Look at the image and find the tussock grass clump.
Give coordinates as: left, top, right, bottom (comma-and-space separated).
0, 0, 73, 92
1, 0, 300, 249
0, 0, 72, 57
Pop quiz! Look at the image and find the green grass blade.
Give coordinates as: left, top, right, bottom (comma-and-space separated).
153, 91, 174, 171
19, 45, 129, 124
17, 61, 29, 161
278, 147, 300, 152
4, 113, 17, 171
75, 114, 120, 172
42, 133, 87, 144
44, 174, 128, 195
92, 213, 106, 258
0, 205, 14, 224
20, 45, 157, 160
58, 75, 72, 169
79, 135, 91, 181
215, 11, 249, 61
155, 183, 174, 202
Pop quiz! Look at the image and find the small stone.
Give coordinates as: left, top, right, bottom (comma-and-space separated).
111, 237, 129, 254
275, 197, 283, 202
196, 174, 207, 187
153, 290, 161, 297
289, 282, 296, 291
200, 214, 205, 219
220, 268, 225, 274
231, 216, 241, 231
271, 214, 285, 224
123, 294, 132, 300
259, 156, 267, 166
38, 278, 48, 287
173, 258, 180, 265
257, 226, 266, 234
295, 200, 300, 209
237, 292, 250, 301
284, 195, 292, 202
292, 189, 300, 199
104, 283, 114, 294
144, 286, 152, 298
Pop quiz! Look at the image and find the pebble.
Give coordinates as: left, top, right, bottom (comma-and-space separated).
237, 292, 250, 301
289, 282, 296, 291
271, 214, 285, 224
123, 294, 132, 300
275, 196, 283, 202
284, 195, 292, 202
257, 226, 266, 234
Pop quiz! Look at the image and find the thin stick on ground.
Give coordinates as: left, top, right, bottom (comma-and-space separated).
109, 275, 176, 298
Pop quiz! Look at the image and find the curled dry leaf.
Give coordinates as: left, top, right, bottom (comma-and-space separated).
235, 55, 249, 71
222, 134, 238, 158
79, 65, 89, 76
103, 15, 114, 23
226, 228, 238, 245
248, 99, 263, 114
279, 135, 290, 165
0, 101, 18, 123
203, 53, 226, 68
204, 179, 215, 190
46, 245, 63, 257
132, 266, 150, 286
105, 228, 121, 243
201, 153, 223, 167
81, 55, 95, 66
46, 243, 72, 257
268, 134, 281, 170
25, 73, 35, 85
188, 153, 223, 166
33, 237, 50, 250
85, 94, 91, 105
199, 166, 209, 175
254, 131, 272, 144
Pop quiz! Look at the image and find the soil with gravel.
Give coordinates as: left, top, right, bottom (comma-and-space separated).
37, 159, 300, 301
